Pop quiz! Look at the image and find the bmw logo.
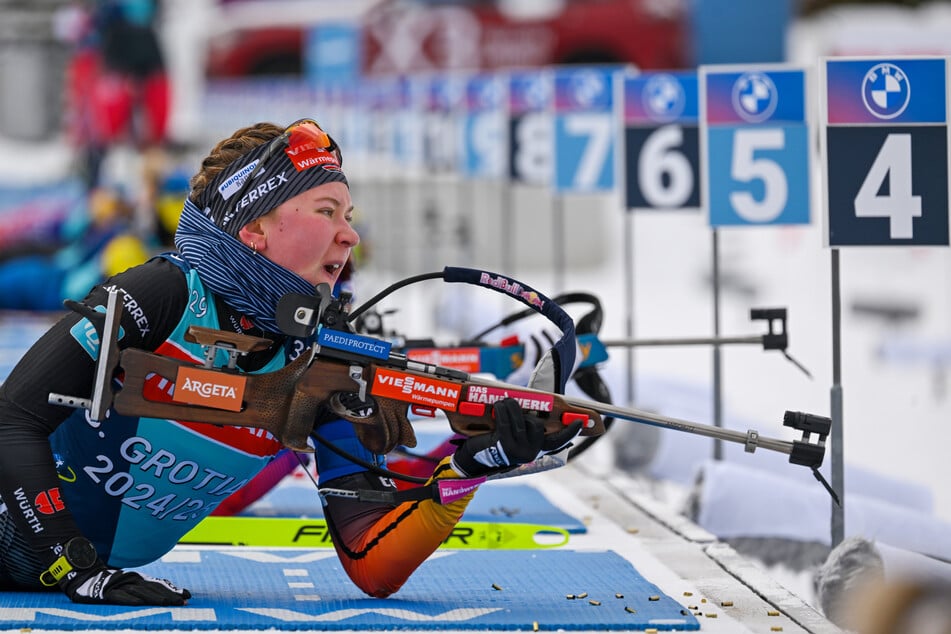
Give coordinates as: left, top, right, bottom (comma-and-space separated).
861, 62, 910, 120
570, 70, 606, 108
731, 72, 778, 123
524, 75, 551, 110
643, 74, 685, 121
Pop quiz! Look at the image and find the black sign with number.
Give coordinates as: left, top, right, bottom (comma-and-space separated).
826, 126, 948, 246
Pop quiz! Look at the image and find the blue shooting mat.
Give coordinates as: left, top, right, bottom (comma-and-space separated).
0, 549, 699, 631
463, 483, 587, 532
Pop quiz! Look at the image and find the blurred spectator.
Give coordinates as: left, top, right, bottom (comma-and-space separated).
56, 0, 170, 192
0, 187, 149, 311
153, 166, 190, 247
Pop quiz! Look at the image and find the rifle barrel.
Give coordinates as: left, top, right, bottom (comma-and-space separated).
600, 335, 763, 348
474, 375, 798, 457
561, 395, 796, 456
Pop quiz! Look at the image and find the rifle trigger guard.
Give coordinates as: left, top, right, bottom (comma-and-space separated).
327, 365, 376, 420
329, 392, 377, 420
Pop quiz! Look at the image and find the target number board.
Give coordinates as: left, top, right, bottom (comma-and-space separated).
623, 71, 701, 211
820, 57, 950, 246
700, 64, 811, 227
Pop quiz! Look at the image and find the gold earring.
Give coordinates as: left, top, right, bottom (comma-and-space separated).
250, 242, 257, 254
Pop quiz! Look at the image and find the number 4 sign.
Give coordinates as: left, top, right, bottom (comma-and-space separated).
820, 57, 950, 246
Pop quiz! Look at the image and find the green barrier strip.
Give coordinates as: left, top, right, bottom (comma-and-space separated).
180, 516, 570, 550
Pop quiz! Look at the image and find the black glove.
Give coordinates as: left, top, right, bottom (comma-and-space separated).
450, 398, 582, 477
62, 562, 191, 606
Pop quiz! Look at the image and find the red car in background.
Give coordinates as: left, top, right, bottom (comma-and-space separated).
205, 0, 691, 78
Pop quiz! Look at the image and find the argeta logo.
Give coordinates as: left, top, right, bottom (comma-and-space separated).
173, 366, 247, 412
643, 74, 685, 121
862, 62, 911, 120
731, 72, 777, 123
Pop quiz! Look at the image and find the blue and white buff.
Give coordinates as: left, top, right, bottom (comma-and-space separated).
174, 199, 317, 334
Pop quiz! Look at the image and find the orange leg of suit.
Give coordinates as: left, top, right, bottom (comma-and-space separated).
325, 458, 476, 598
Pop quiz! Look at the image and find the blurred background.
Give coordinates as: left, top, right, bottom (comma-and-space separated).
2, 0, 951, 606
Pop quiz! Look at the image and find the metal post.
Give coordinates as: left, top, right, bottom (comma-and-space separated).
830, 248, 845, 547
712, 229, 723, 460
501, 183, 514, 274
553, 194, 565, 294
624, 212, 636, 407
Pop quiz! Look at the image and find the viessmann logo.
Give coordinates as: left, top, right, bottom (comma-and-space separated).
173, 367, 247, 412
371, 368, 461, 410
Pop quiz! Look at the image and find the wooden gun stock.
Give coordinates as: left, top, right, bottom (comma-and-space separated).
113, 340, 605, 456
115, 348, 319, 451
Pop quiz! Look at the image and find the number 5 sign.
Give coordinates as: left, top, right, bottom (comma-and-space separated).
700, 64, 811, 226
820, 57, 950, 246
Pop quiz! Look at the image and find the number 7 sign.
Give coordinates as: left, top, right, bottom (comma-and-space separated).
553, 66, 619, 193
820, 57, 950, 246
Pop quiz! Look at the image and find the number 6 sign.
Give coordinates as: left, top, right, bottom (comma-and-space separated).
820, 57, 950, 246
700, 64, 811, 227
623, 70, 701, 211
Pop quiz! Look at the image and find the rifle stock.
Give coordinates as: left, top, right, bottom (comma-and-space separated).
115, 348, 320, 451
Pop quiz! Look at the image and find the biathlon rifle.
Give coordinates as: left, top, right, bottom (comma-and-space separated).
48, 267, 835, 500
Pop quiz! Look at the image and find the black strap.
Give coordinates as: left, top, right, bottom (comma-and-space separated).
319, 485, 438, 505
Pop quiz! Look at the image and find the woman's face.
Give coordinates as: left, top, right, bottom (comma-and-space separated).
244, 181, 359, 287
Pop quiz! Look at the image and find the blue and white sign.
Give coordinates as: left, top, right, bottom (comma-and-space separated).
422, 73, 466, 173
463, 73, 508, 179
393, 76, 425, 171
700, 64, 811, 227
361, 78, 399, 168
623, 71, 701, 211
553, 66, 618, 193
821, 57, 950, 246
305, 22, 362, 88
508, 69, 553, 186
